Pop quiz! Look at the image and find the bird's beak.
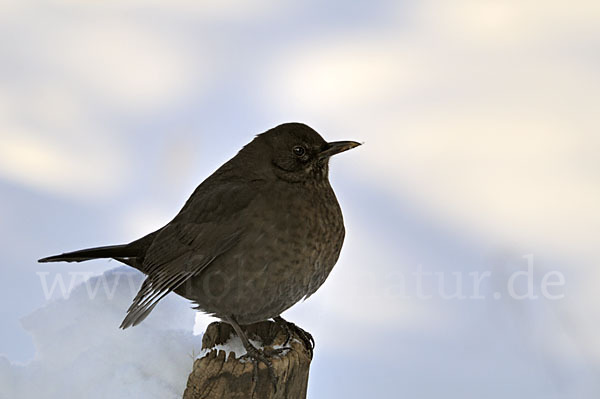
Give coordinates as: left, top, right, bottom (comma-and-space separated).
319, 141, 362, 159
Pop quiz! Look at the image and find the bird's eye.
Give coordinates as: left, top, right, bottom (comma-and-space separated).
293, 146, 306, 157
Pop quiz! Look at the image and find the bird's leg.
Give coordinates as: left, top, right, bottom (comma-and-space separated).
273, 316, 314, 358
225, 316, 279, 391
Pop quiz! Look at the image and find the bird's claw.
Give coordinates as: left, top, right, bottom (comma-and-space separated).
275, 317, 315, 358
243, 345, 280, 392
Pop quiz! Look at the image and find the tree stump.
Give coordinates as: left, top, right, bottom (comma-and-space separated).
183, 321, 312, 399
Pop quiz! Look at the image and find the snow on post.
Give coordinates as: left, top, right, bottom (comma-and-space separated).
183, 321, 312, 399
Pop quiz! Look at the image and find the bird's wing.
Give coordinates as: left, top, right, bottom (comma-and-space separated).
119, 180, 257, 328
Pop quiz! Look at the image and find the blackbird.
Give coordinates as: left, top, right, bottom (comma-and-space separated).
39, 122, 360, 381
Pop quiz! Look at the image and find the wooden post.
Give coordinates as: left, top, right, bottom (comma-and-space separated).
183, 321, 312, 399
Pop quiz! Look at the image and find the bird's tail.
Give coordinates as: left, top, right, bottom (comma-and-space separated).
38, 244, 138, 263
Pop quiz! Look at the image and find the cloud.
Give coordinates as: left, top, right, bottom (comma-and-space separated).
0, 1, 210, 199
45, 0, 282, 21
49, 21, 201, 110
262, 1, 600, 262
5, 11, 203, 112
0, 127, 130, 200
359, 114, 600, 260
416, 0, 600, 45
264, 36, 432, 115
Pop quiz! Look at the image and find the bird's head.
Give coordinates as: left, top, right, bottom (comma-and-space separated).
242, 123, 361, 183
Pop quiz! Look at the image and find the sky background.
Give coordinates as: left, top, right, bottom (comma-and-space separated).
1, 0, 599, 398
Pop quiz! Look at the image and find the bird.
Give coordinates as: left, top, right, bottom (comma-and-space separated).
39, 122, 360, 381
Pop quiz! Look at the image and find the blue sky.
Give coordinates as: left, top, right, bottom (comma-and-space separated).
1, 1, 599, 398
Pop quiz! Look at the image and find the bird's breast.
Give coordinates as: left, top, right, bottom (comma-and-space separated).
188, 180, 346, 323
246, 181, 345, 290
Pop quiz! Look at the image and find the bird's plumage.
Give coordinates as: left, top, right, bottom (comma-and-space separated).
39, 122, 359, 328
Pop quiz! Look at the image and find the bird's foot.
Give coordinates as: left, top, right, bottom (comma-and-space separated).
274, 316, 314, 358
226, 315, 291, 392
242, 344, 280, 391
